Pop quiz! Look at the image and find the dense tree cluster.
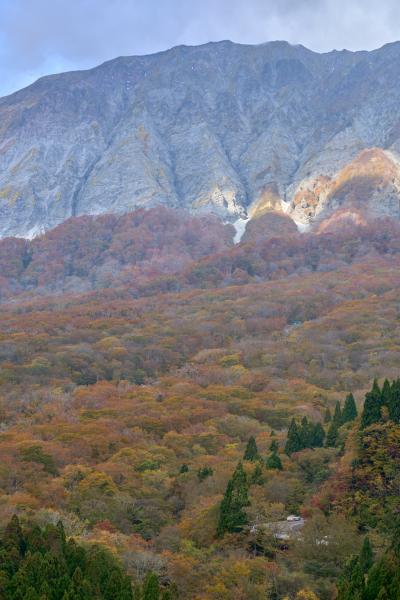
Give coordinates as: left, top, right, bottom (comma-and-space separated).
360, 378, 400, 429
0, 515, 133, 599
337, 533, 400, 600
285, 417, 326, 455
325, 396, 358, 448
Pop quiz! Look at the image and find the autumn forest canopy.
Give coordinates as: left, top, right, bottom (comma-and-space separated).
0, 207, 400, 598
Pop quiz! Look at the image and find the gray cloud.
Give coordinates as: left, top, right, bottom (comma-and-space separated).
1, 0, 400, 96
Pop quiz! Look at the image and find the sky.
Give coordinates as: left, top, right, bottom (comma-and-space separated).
1, 0, 400, 97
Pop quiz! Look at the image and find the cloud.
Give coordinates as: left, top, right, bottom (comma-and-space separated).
0, 0, 399, 96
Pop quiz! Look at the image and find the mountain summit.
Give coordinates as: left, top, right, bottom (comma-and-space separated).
1, 40, 400, 237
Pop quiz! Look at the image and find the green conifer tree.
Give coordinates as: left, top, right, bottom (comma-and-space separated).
197, 466, 213, 481
67, 567, 92, 600
364, 555, 394, 600
285, 419, 302, 455
269, 439, 279, 453
299, 416, 312, 449
337, 555, 364, 600
21, 587, 40, 600
342, 393, 358, 423
381, 379, 392, 407
142, 571, 160, 600
311, 422, 326, 448
266, 452, 283, 470
56, 520, 67, 549
217, 462, 250, 536
325, 421, 339, 447
250, 463, 264, 485
4, 514, 25, 556
333, 400, 343, 426
389, 379, 400, 423
104, 570, 126, 600
361, 379, 383, 429
243, 436, 259, 461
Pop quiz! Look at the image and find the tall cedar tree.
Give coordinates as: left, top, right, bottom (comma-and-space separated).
381, 379, 392, 408
342, 393, 357, 423
333, 400, 343, 426
285, 418, 325, 454
361, 379, 382, 429
312, 422, 326, 447
388, 378, 400, 423
217, 462, 250, 536
285, 419, 302, 455
266, 452, 283, 470
269, 439, 279, 453
251, 463, 265, 485
337, 555, 364, 600
325, 421, 338, 447
243, 436, 259, 461
299, 417, 312, 449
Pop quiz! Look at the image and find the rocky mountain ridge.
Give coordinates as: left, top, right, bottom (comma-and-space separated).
2, 40, 400, 237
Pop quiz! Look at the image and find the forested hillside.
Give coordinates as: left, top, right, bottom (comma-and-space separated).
0, 206, 399, 598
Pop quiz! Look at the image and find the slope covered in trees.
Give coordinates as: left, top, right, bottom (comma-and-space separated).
0, 208, 234, 302
0, 208, 400, 597
1, 208, 400, 305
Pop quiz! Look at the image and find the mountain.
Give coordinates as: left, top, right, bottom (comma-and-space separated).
3, 37, 400, 600
2, 40, 400, 237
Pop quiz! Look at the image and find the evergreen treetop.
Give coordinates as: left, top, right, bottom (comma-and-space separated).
361, 379, 383, 429
325, 421, 338, 448
311, 422, 326, 448
285, 419, 302, 455
342, 393, 358, 423
266, 452, 283, 471
243, 436, 259, 461
217, 462, 250, 537
250, 462, 265, 485
269, 439, 279, 453
333, 400, 343, 426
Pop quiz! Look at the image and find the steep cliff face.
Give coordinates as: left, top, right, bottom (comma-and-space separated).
1, 40, 400, 237
291, 148, 400, 230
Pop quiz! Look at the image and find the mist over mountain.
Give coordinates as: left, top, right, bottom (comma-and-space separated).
1, 39, 400, 238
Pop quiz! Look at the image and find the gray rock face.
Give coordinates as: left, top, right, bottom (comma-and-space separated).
1, 40, 400, 237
